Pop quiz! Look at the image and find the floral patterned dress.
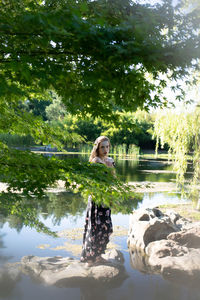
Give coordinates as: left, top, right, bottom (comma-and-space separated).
80, 195, 113, 262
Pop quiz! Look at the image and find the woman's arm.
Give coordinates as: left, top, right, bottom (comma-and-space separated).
105, 157, 115, 168
91, 156, 115, 168
91, 157, 102, 164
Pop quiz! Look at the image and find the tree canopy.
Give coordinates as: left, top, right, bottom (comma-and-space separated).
1, 0, 200, 118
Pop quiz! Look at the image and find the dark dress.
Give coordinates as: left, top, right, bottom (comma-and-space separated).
80, 195, 113, 262
80, 160, 114, 262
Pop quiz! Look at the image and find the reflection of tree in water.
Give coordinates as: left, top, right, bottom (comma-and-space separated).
0, 257, 21, 299
0, 233, 6, 251
41, 192, 87, 224
112, 193, 142, 215
116, 158, 178, 183
0, 232, 13, 267
0, 233, 10, 264
0, 211, 24, 234
6, 216, 24, 233
0, 189, 142, 234
0, 192, 86, 234
115, 158, 139, 182
0, 270, 21, 299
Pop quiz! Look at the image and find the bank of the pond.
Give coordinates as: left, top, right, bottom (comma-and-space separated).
158, 203, 200, 222
1, 179, 199, 195
0, 180, 179, 194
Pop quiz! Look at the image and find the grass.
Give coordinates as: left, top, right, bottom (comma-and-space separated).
159, 203, 200, 222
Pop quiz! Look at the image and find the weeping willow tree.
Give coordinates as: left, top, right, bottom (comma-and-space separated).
153, 103, 200, 200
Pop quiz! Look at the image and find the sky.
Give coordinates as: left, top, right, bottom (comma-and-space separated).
139, 0, 200, 113
136, 0, 179, 6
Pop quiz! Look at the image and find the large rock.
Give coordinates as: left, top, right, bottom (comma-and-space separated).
167, 224, 200, 248
146, 239, 200, 286
19, 249, 127, 287
128, 207, 200, 288
127, 207, 188, 250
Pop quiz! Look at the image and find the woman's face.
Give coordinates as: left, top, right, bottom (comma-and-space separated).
98, 140, 110, 158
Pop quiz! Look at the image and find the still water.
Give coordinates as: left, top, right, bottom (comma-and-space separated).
0, 156, 199, 300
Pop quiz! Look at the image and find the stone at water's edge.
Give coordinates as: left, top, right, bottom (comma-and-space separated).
128, 207, 200, 288
2, 249, 127, 288
167, 226, 200, 248
127, 207, 185, 250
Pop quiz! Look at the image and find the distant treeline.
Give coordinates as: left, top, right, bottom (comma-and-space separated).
0, 95, 157, 151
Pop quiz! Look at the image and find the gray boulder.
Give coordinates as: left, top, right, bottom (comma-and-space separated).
19, 249, 127, 287
146, 239, 200, 286
127, 207, 187, 250
167, 223, 200, 248
128, 207, 200, 287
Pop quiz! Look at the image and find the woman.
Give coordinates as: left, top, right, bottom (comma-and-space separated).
80, 136, 115, 265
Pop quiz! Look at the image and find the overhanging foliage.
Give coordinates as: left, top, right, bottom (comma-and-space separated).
1, 0, 200, 117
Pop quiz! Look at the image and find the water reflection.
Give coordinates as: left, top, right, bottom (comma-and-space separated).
0, 232, 13, 267
0, 191, 142, 235
57, 154, 193, 183
0, 232, 18, 299
0, 156, 197, 300
42, 192, 86, 224
0, 192, 86, 235
0, 264, 21, 299
129, 248, 200, 290
138, 192, 187, 209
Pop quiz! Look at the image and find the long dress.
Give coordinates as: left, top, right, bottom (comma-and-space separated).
80, 160, 114, 262
80, 195, 113, 262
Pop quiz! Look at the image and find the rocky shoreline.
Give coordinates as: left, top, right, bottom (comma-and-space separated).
128, 207, 200, 288
1, 205, 200, 289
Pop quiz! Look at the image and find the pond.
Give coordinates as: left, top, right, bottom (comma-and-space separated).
0, 155, 199, 300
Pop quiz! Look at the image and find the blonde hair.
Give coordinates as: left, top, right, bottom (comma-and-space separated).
89, 136, 111, 162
